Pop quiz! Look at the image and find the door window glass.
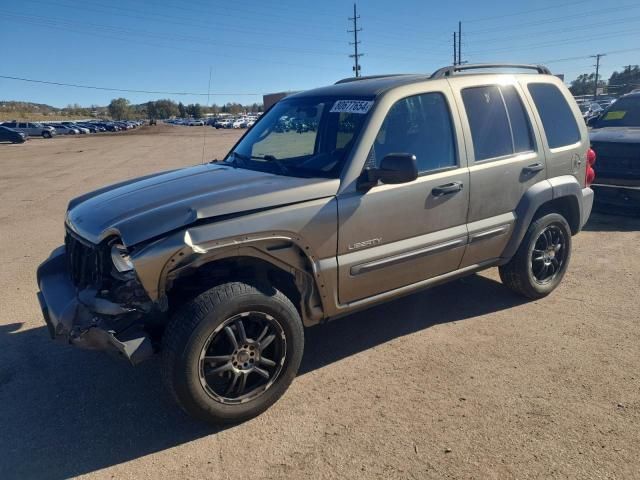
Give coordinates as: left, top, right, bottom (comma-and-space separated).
461, 86, 512, 160
370, 92, 456, 173
501, 85, 534, 153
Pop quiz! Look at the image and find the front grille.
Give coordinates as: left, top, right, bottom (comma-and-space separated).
591, 141, 640, 179
65, 229, 103, 288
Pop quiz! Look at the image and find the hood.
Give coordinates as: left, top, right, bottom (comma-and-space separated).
590, 127, 640, 144
66, 163, 339, 246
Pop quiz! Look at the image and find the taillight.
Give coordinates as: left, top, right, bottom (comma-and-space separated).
585, 147, 596, 187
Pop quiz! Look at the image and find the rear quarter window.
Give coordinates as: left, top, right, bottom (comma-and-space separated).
527, 83, 581, 149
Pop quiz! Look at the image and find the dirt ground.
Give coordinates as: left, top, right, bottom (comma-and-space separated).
0, 125, 638, 480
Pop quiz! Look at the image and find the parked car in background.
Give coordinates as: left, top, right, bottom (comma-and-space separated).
188, 119, 205, 126
77, 123, 99, 133
1, 121, 56, 138
589, 91, 640, 214
214, 118, 233, 129
579, 102, 603, 123
62, 122, 90, 134
0, 125, 27, 143
48, 124, 79, 135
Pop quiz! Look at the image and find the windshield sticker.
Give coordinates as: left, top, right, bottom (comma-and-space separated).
604, 110, 626, 120
330, 100, 374, 114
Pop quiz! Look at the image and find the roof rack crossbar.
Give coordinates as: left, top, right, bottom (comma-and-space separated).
430, 63, 551, 79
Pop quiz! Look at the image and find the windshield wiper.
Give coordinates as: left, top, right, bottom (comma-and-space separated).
226, 151, 249, 168
227, 152, 294, 176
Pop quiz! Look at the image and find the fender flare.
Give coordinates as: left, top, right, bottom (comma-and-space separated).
134, 230, 330, 326
501, 176, 584, 260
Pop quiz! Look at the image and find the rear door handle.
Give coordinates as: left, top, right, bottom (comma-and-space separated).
523, 162, 544, 174
432, 181, 463, 197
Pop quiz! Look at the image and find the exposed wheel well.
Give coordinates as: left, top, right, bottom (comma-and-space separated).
532, 195, 581, 235
167, 256, 302, 317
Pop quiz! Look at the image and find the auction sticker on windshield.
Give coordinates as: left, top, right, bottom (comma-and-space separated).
330, 100, 374, 114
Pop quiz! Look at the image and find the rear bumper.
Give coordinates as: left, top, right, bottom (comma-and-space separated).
592, 183, 640, 214
580, 187, 595, 229
36, 246, 154, 364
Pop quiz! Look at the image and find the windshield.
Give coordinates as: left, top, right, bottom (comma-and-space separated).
595, 96, 640, 127
226, 96, 373, 178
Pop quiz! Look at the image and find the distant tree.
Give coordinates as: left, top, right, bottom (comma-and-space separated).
178, 102, 187, 118
108, 97, 131, 120
147, 99, 178, 119
570, 73, 608, 97
186, 103, 203, 118
608, 65, 640, 95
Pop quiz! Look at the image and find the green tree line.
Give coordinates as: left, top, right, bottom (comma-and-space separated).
570, 65, 640, 96
107, 98, 263, 120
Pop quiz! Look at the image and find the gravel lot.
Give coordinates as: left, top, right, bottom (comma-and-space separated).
0, 125, 638, 479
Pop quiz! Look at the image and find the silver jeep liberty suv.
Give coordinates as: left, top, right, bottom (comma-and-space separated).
37, 64, 595, 423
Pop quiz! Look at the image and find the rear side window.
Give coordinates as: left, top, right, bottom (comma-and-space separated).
462, 85, 534, 161
502, 85, 534, 153
528, 83, 580, 149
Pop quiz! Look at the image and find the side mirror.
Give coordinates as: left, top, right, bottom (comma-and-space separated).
359, 153, 418, 190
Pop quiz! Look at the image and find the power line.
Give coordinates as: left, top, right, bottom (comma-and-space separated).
464, 27, 639, 57
348, 3, 363, 77
0, 75, 261, 97
463, 0, 597, 23
465, 2, 640, 36
464, 14, 640, 46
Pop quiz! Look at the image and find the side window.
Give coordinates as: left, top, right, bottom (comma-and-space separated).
462, 85, 535, 161
370, 92, 456, 173
501, 85, 534, 153
527, 83, 580, 149
461, 86, 513, 160
18, 123, 27, 128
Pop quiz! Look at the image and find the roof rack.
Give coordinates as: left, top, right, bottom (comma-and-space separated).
430, 63, 551, 79
334, 74, 410, 85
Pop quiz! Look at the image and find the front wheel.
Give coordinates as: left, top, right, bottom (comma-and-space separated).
499, 213, 572, 299
42, 131, 52, 138
162, 281, 304, 424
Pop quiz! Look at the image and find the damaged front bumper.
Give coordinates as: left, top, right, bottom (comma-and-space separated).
36, 246, 155, 364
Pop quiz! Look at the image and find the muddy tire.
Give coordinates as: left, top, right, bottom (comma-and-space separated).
499, 213, 572, 299
162, 281, 304, 424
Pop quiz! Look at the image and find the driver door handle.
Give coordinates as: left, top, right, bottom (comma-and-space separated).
523, 162, 544, 174
432, 181, 463, 197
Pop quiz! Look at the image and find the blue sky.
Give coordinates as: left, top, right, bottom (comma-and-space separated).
1, 0, 639, 107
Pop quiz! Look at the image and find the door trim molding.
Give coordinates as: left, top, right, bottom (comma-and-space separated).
350, 236, 467, 276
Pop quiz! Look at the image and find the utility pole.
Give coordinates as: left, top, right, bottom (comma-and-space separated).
591, 53, 605, 100
453, 32, 457, 65
348, 3, 363, 77
458, 21, 462, 66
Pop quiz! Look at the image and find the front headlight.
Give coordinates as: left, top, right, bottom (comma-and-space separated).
111, 243, 134, 272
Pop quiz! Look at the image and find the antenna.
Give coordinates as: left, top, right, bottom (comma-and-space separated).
202, 66, 212, 164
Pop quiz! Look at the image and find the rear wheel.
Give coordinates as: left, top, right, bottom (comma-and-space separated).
499, 213, 572, 299
162, 281, 304, 424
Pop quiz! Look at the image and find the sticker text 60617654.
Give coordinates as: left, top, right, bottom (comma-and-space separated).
330, 100, 374, 114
